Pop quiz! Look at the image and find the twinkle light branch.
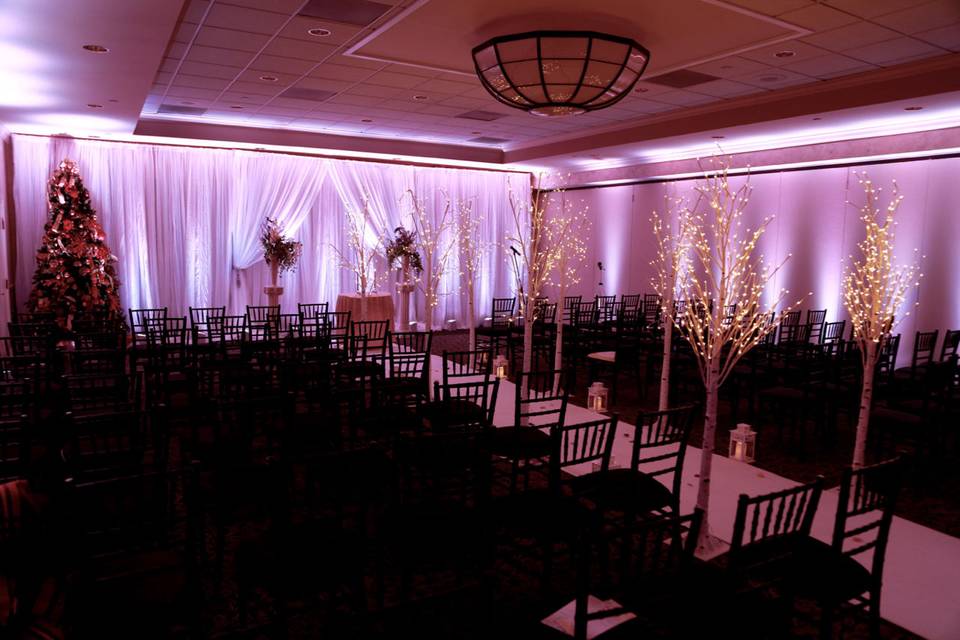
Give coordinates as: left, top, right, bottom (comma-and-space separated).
456, 196, 488, 348
330, 195, 387, 296
676, 156, 806, 388
842, 172, 923, 468
842, 173, 923, 365
402, 188, 457, 326
506, 173, 558, 322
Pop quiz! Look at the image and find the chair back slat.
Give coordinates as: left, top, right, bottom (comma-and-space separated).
731, 477, 824, 565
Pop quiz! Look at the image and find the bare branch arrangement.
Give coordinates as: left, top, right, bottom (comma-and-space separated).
330, 196, 386, 318
456, 197, 488, 351
842, 173, 922, 468
674, 155, 805, 554
403, 188, 456, 330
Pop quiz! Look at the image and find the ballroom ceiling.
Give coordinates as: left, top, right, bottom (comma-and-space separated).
3, 0, 960, 170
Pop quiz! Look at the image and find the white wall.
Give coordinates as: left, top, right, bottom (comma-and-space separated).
547, 156, 960, 365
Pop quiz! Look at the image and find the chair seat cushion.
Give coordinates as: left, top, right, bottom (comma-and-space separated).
576, 469, 675, 513
490, 427, 551, 458
421, 400, 487, 430
790, 538, 873, 603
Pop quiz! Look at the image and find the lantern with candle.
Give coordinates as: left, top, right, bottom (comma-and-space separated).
493, 354, 509, 380
587, 381, 609, 413
728, 423, 756, 463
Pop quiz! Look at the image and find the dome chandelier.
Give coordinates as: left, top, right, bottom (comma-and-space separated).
472, 30, 650, 117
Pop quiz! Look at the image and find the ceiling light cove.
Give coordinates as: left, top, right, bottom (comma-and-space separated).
82, 44, 109, 53
472, 30, 649, 117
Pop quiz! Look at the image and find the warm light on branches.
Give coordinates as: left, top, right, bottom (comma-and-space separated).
842, 174, 923, 361
507, 173, 557, 321
403, 189, 456, 327
330, 195, 386, 296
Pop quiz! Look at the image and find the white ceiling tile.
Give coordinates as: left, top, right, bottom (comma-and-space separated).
165, 86, 223, 100
248, 115, 297, 126
914, 23, 960, 51
383, 63, 437, 78
178, 61, 242, 80
422, 105, 468, 117
734, 67, 815, 89
335, 55, 389, 71
646, 90, 719, 107
436, 95, 488, 109
235, 69, 300, 87
218, 0, 304, 12
160, 57, 181, 73
186, 45, 256, 68
204, 4, 289, 35
154, 72, 173, 85
173, 22, 199, 44
327, 94, 387, 107
800, 21, 903, 52
218, 93, 270, 106
345, 84, 406, 99
292, 77, 353, 93
272, 96, 328, 109
194, 26, 271, 53
725, 0, 814, 16
783, 52, 879, 78
367, 71, 429, 89
263, 38, 338, 63
182, 0, 211, 24
740, 40, 833, 66
778, 3, 859, 30
872, 0, 960, 34
172, 74, 232, 90
278, 16, 362, 46
310, 63, 374, 82
166, 42, 188, 60
259, 105, 315, 117
823, 0, 927, 19
411, 78, 476, 95
688, 79, 763, 98
228, 80, 284, 97
815, 62, 880, 79
249, 54, 317, 75
688, 56, 779, 79
628, 81, 675, 97
845, 36, 945, 65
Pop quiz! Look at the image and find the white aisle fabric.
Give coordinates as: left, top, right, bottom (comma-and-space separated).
10, 134, 525, 324
429, 350, 960, 640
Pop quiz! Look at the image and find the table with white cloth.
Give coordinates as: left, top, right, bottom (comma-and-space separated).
335, 293, 394, 324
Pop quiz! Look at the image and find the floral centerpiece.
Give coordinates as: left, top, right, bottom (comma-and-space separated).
385, 225, 422, 329
261, 216, 302, 278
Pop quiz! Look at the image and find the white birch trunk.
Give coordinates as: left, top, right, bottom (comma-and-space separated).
521, 292, 534, 400
852, 340, 878, 469
398, 258, 410, 331
658, 313, 673, 412
467, 292, 476, 352
360, 292, 368, 322
696, 357, 720, 553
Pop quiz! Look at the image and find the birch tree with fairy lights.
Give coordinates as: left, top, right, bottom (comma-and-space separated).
456, 198, 486, 351
651, 194, 695, 412
676, 156, 804, 554
507, 174, 557, 397
331, 196, 386, 320
843, 174, 922, 469
403, 189, 456, 330
545, 191, 590, 376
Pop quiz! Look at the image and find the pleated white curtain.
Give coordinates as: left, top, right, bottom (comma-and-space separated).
10, 134, 524, 326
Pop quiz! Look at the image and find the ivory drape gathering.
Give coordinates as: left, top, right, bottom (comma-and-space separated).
11, 135, 527, 325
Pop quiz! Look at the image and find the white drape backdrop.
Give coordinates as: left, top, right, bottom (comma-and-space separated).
11, 134, 526, 326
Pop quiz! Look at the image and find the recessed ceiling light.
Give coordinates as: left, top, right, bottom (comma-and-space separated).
82, 44, 109, 53
712, 135, 725, 139
812, 116, 822, 121
413, 95, 428, 101
758, 74, 784, 83
307, 27, 332, 37
87, 103, 103, 109
774, 50, 795, 58
181, 101, 195, 105
904, 106, 923, 111
230, 105, 244, 109
259, 75, 278, 82
361, 119, 373, 123
471, 131, 482, 135
108, 98, 118, 103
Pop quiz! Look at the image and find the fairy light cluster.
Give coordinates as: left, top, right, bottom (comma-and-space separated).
651, 193, 695, 320
456, 197, 487, 325
402, 188, 456, 324
674, 156, 806, 387
506, 173, 558, 321
330, 195, 387, 296
545, 189, 590, 296
842, 173, 923, 364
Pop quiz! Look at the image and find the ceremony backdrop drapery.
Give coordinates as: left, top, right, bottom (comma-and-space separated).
11, 134, 527, 325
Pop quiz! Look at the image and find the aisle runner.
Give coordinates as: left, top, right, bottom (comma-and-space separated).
428, 354, 960, 639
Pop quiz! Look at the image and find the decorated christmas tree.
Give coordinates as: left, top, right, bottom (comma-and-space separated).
26, 159, 123, 330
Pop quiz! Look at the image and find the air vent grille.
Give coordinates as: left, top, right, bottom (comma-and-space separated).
456, 110, 506, 122
299, 0, 391, 26
281, 87, 336, 102
645, 70, 719, 88
158, 104, 207, 116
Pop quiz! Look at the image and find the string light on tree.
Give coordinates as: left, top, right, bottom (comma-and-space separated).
402, 188, 456, 331
455, 197, 488, 352
674, 154, 807, 556
842, 173, 923, 469
330, 195, 387, 320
